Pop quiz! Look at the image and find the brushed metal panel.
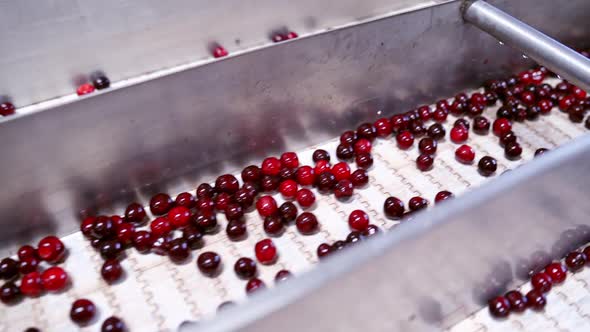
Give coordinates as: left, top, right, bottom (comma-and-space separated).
0, 0, 588, 253
0, 0, 442, 107
184, 134, 590, 331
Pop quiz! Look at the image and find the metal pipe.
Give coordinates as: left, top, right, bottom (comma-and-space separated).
462, 0, 590, 91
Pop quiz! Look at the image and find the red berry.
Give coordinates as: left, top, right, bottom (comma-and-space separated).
272, 34, 286, 42
450, 126, 468, 143
0, 102, 16, 116
197, 252, 222, 276
374, 118, 392, 137
505, 290, 527, 313
280, 152, 299, 169
350, 169, 369, 187
279, 179, 298, 199
18, 245, 37, 260
212, 46, 228, 58
384, 197, 404, 219
246, 278, 266, 294
215, 174, 239, 194
80, 217, 95, 238
296, 188, 316, 208
296, 212, 319, 234
256, 196, 278, 217
559, 94, 576, 111
572, 86, 587, 100
432, 108, 448, 122
41, 266, 68, 292
434, 190, 453, 203
354, 139, 372, 154
296, 166, 315, 186
101, 259, 123, 284
531, 272, 553, 293
110, 215, 124, 226
492, 118, 512, 136
175, 192, 196, 208
149, 193, 173, 215
314, 160, 331, 175
418, 138, 437, 155
396, 130, 414, 149
332, 162, 351, 181
518, 70, 533, 84
168, 206, 191, 228
390, 114, 410, 132
255, 239, 277, 264
565, 251, 587, 272
488, 296, 510, 318
20, 272, 42, 297
101, 316, 126, 332
132, 231, 153, 253
416, 154, 434, 171
275, 269, 292, 282
263, 215, 284, 236
334, 179, 354, 200
76, 83, 95, 96
348, 210, 369, 231
286, 31, 298, 39
214, 192, 232, 211
455, 145, 475, 163
262, 157, 282, 176
70, 299, 96, 325
37, 236, 66, 263
150, 217, 172, 237
19, 256, 39, 274
544, 262, 567, 283
125, 202, 146, 224
526, 289, 546, 310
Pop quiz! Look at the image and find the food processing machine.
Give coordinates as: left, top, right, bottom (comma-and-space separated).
1, 0, 590, 331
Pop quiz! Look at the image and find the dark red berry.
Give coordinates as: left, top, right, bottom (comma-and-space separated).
93, 216, 116, 239
317, 243, 332, 259
296, 188, 316, 208
215, 192, 233, 211
362, 224, 381, 238
312, 149, 331, 162
125, 203, 146, 224
100, 240, 124, 260
559, 94, 576, 111
40, 266, 68, 292
296, 212, 319, 235
534, 148, 549, 157
545, 262, 567, 283
340, 130, 357, 145
194, 211, 218, 233
234, 257, 257, 279
538, 99, 553, 114
197, 252, 222, 276
0, 258, 19, 280
255, 239, 277, 264
101, 316, 126, 332
357, 123, 377, 141
418, 138, 437, 155
149, 193, 173, 215
0, 102, 16, 116
454, 118, 470, 130
81, 217, 96, 238
350, 169, 369, 187
20, 272, 42, 297
224, 203, 244, 221
531, 272, 553, 293
316, 171, 336, 192
384, 197, 404, 219
374, 118, 392, 137
355, 153, 373, 169
234, 187, 255, 208
354, 139, 372, 155
505, 290, 527, 313
226, 220, 247, 240
434, 190, 453, 203
488, 296, 510, 318
334, 179, 354, 200
241, 166, 262, 184
396, 130, 414, 149
478, 156, 497, 176
565, 251, 586, 272
390, 114, 410, 132
416, 154, 434, 172
432, 108, 448, 122
504, 142, 522, 160
263, 215, 284, 236
348, 210, 369, 231
473, 116, 490, 134
275, 269, 292, 283
182, 226, 203, 249
0, 282, 21, 304
92, 75, 110, 90
19, 256, 39, 274
427, 123, 446, 140
332, 241, 347, 251
408, 197, 428, 211
256, 196, 278, 217
499, 131, 517, 147
215, 174, 239, 194
150, 217, 172, 237
346, 231, 363, 245
279, 202, 298, 223
132, 231, 153, 253
336, 144, 354, 160
101, 259, 123, 284
246, 278, 266, 294
525, 289, 546, 310
70, 299, 96, 325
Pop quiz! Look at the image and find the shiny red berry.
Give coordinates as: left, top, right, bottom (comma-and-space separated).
101, 259, 123, 284
149, 193, 173, 215
525, 289, 546, 310
348, 210, 369, 231
279, 179, 298, 199
354, 139, 372, 154
116, 222, 135, 245
255, 239, 277, 264
296, 188, 316, 208
531, 272, 553, 293
396, 130, 414, 149
505, 290, 527, 313
41, 266, 68, 292
256, 196, 278, 217
150, 217, 172, 237
76, 83, 95, 96
262, 157, 282, 176
450, 126, 468, 143
544, 262, 567, 283
565, 251, 587, 272
125, 203, 146, 224
175, 192, 195, 208
70, 299, 96, 325
488, 296, 510, 318
132, 231, 153, 253
434, 190, 453, 203
168, 206, 191, 228
18, 245, 37, 260
418, 138, 437, 155
101, 316, 126, 332
296, 166, 315, 186
374, 118, 392, 137
416, 154, 434, 171
384, 197, 404, 219
212, 46, 228, 58
455, 145, 475, 164
314, 160, 331, 175
334, 179, 354, 200
20, 272, 42, 297
0, 102, 16, 116
216, 174, 239, 194
37, 236, 66, 263
246, 278, 266, 294
296, 212, 319, 234
493, 118, 512, 136
280, 152, 299, 169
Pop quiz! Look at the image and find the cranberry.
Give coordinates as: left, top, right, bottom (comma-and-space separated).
92, 216, 116, 239
261, 157, 282, 176
296, 212, 319, 234
565, 251, 586, 272
296, 188, 316, 208
485, 91, 498, 105
346, 231, 363, 245
260, 175, 280, 192
70, 299, 96, 325
492, 118, 512, 136
488, 296, 510, 318
182, 226, 203, 249
279, 202, 298, 223
168, 238, 190, 263
454, 118, 470, 130
0, 282, 21, 304
226, 220, 247, 240
455, 145, 475, 163
90, 239, 103, 249
197, 252, 222, 276
110, 215, 123, 227
314, 160, 331, 175
348, 210, 369, 231
332, 241, 347, 251
408, 197, 428, 211
473, 116, 490, 134
504, 290, 527, 313
212, 46, 228, 58
214, 193, 233, 212
275, 269, 292, 282
296, 166, 315, 186
525, 289, 546, 310
0, 102, 16, 116
416, 154, 434, 172
434, 190, 453, 203
194, 211, 218, 233
531, 272, 553, 292
350, 169, 369, 187
256, 195, 278, 217
0, 258, 19, 280
568, 105, 586, 123
132, 231, 153, 253
354, 138, 372, 154
384, 197, 404, 219
520, 91, 535, 105
355, 153, 373, 169
246, 278, 266, 294
77, 83, 95, 96
101, 316, 126, 332
312, 149, 331, 162
409, 121, 426, 137
432, 108, 448, 122
101, 259, 123, 284
81, 217, 95, 238
418, 138, 437, 155
100, 240, 124, 260
478, 156, 497, 176
241, 165, 262, 184
277, 179, 297, 199
91, 75, 110, 90
534, 148, 549, 157
390, 114, 410, 132
41, 266, 68, 291
336, 144, 355, 160
357, 123, 377, 141
20, 272, 42, 297
499, 131, 517, 147
545, 262, 567, 283
317, 243, 332, 259
264, 215, 284, 236
374, 118, 392, 137
215, 174, 239, 194
235, 187, 255, 208
559, 94, 576, 111
234, 257, 257, 279
504, 142, 522, 160
19, 256, 39, 274
278, 152, 299, 169
125, 203, 146, 224
450, 126, 468, 143
149, 193, 173, 215
331, 162, 351, 181
450, 100, 467, 115
225, 203, 244, 221
255, 239, 277, 264
340, 130, 358, 145
427, 123, 446, 140
362, 224, 381, 238
396, 130, 414, 149
150, 217, 172, 237
526, 105, 541, 120
334, 179, 354, 200
196, 197, 215, 213
315, 171, 336, 193
572, 85, 587, 100
195, 183, 213, 199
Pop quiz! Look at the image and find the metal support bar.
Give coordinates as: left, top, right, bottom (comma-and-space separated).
463, 0, 590, 91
